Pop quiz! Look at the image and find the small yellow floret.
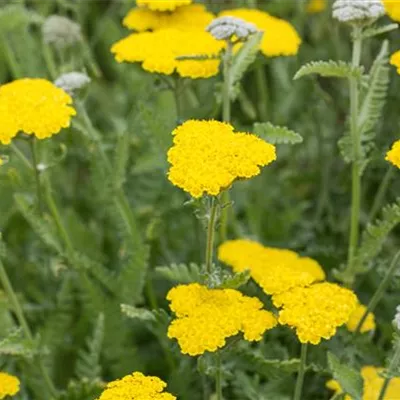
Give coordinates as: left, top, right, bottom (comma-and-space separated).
219, 9, 301, 57
111, 29, 223, 78
327, 366, 400, 400
167, 283, 277, 356
307, 0, 327, 14
346, 303, 375, 333
383, 0, 400, 22
0, 372, 20, 399
218, 239, 325, 295
390, 50, 400, 74
167, 120, 276, 197
97, 371, 176, 400
385, 139, 400, 169
272, 282, 357, 344
123, 4, 214, 32
137, 0, 192, 11
0, 78, 76, 145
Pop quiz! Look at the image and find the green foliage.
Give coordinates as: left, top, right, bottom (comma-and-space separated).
362, 24, 399, 39
55, 379, 103, 400
219, 270, 251, 289
253, 122, 303, 144
120, 304, 156, 321
0, 328, 36, 358
327, 352, 363, 400
294, 61, 364, 80
155, 263, 203, 284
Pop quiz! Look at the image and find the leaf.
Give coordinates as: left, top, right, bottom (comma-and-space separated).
230, 31, 263, 100
155, 263, 203, 284
56, 378, 103, 400
253, 122, 303, 145
75, 313, 105, 380
219, 270, 251, 289
327, 352, 363, 400
0, 328, 37, 358
120, 304, 156, 321
294, 60, 364, 80
112, 130, 130, 191
362, 23, 398, 39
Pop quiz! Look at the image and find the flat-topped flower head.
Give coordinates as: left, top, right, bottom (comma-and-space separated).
327, 366, 400, 400
167, 120, 276, 198
123, 4, 214, 32
219, 9, 301, 57
385, 139, 400, 168
307, 0, 327, 14
137, 0, 192, 12
346, 303, 376, 333
54, 71, 91, 96
0, 372, 20, 399
206, 16, 258, 41
167, 283, 277, 356
111, 29, 224, 79
390, 51, 400, 74
272, 282, 357, 344
383, 0, 400, 22
0, 78, 76, 145
42, 15, 82, 49
97, 372, 176, 400
218, 239, 325, 295
332, 0, 385, 24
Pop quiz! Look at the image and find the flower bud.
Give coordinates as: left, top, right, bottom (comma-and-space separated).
332, 0, 385, 24
42, 15, 82, 49
54, 72, 91, 96
206, 16, 258, 41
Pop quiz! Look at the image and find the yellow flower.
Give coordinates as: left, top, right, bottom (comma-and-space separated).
307, 0, 327, 14
0, 372, 20, 399
0, 78, 76, 145
383, 0, 400, 22
137, 0, 192, 12
218, 239, 325, 295
390, 50, 400, 74
272, 282, 357, 344
111, 29, 223, 78
97, 372, 176, 400
123, 4, 214, 32
219, 9, 301, 57
327, 366, 400, 400
167, 120, 276, 198
167, 283, 277, 356
385, 139, 400, 168
346, 303, 375, 333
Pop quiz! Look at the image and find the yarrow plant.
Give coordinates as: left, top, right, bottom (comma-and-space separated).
0, 372, 20, 399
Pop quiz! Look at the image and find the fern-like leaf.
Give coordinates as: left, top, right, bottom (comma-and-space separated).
0, 328, 37, 358
155, 263, 202, 283
56, 378, 103, 400
75, 314, 105, 380
219, 270, 251, 289
253, 122, 303, 144
294, 60, 364, 80
121, 304, 156, 321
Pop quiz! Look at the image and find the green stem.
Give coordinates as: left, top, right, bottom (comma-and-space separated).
377, 338, 400, 400
205, 197, 218, 275
294, 343, 308, 400
368, 166, 394, 224
216, 352, 223, 400
345, 26, 363, 286
1, 33, 23, 78
173, 77, 182, 123
29, 137, 43, 215
10, 142, 33, 170
0, 258, 57, 397
355, 249, 400, 334
42, 40, 58, 79
255, 59, 269, 122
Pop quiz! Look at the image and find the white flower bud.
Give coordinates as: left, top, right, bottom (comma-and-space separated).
393, 305, 400, 330
54, 72, 91, 96
206, 16, 258, 41
332, 0, 385, 24
42, 15, 82, 48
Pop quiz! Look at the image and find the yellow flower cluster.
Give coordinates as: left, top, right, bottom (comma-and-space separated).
0, 78, 76, 145
167, 120, 276, 198
390, 50, 400, 74
111, 29, 223, 78
97, 372, 176, 400
383, 0, 400, 22
385, 139, 400, 168
137, 0, 192, 12
0, 372, 20, 399
327, 366, 400, 400
167, 283, 277, 356
346, 303, 376, 333
306, 0, 327, 14
123, 4, 214, 32
219, 9, 301, 57
272, 282, 357, 344
218, 239, 325, 295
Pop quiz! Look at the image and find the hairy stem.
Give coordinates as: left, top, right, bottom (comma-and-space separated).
294, 343, 308, 400
377, 338, 400, 400
355, 249, 400, 334
345, 26, 363, 286
216, 352, 223, 400
30, 137, 43, 214
205, 197, 218, 275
